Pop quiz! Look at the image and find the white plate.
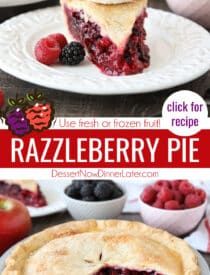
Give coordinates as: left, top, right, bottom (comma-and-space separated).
0, 245, 209, 274
0, 0, 47, 7
0, 7, 210, 95
27, 180, 66, 218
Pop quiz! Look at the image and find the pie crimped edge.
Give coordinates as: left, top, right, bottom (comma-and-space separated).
2, 220, 200, 275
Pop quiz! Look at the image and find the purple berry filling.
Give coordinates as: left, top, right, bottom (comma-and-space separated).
95, 267, 163, 275
64, 6, 150, 76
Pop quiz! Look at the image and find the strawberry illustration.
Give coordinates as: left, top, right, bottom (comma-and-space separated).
25, 91, 54, 131
5, 96, 31, 136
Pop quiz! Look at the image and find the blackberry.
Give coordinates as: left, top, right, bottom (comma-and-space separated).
112, 188, 123, 199
94, 181, 114, 201
60, 42, 85, 65
71, 180, 87, 190
65, 184, 81, 199
80, 184, 95, 198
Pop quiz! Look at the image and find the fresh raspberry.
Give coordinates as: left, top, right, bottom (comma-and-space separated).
173, 190, 184, 204
157, 187, 174, 203
170, 180, 182, 190
185, 194, 202, 209
0, 90, 5, 108
152, 199, 164, 209
195, 188, 206, 202
179, 180, 194, 196
165, 200, 180, 210
35, 38, 61, 65
48, 33, 68, 49
141, 186, 157, 204
153, 180, 170, 191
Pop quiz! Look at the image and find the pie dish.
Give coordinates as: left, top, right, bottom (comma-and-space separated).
61, 0, 150, 76
2, 220, 200, 274
0, 180, 47, 208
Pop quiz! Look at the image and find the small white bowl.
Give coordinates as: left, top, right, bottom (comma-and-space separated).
139, 197, 208, 236
63, 185, 127, 220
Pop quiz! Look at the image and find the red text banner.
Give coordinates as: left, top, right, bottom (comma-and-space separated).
0, 129, 209, 168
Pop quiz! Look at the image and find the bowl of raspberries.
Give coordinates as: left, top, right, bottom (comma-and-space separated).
64, 180, 126, 220
139, 180, 207, 236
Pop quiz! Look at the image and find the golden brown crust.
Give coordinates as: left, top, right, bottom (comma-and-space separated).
2, 220, 200, 275
61, 0, 147, 47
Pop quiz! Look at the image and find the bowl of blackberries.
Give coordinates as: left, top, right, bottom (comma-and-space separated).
64, 180, 127, 220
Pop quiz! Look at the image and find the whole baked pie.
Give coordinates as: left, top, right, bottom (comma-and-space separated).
2, 220, 200, 275
61, 0, 150, 76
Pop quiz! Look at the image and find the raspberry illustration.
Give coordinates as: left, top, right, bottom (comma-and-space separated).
5, 96, 31, 136
25, 91, 54, 131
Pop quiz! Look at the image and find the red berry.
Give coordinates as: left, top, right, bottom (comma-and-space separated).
170, 180, 182, 190
99, 37, 112, 48
185, 194, 202, 209
152, 199, 164, 209
165, 200, 180, 210
48, 33, 67, 49
179, 180, 194, 196
153, 180, 170, 191
195, 188, 206, 202
173, 190, 185, 204
0, 90, 5, 108
35, 38, 61, 65
141, 186, 157, 204
157, 187, 174, 203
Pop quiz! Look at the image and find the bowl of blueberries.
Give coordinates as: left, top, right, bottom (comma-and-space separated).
64, 180, 127, 220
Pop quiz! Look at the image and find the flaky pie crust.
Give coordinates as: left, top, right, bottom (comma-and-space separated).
61, 0, 148, 47
2, 220, 200, 275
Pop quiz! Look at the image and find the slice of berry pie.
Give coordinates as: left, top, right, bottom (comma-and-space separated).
2, 220, 200, 275
61, 0, 150, 76
0, 180, 47, 208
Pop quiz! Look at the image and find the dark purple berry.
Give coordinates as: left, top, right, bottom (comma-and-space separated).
94, 181, 114, 201
65, 184, 81, 199
112, 188, 123, 199
60, 42, 85, 65
80, 184, 95, 198
6, 108, 31, 136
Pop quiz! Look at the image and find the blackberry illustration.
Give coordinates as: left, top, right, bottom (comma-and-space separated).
60, 42, 86, 65
5, 97, 31, 136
